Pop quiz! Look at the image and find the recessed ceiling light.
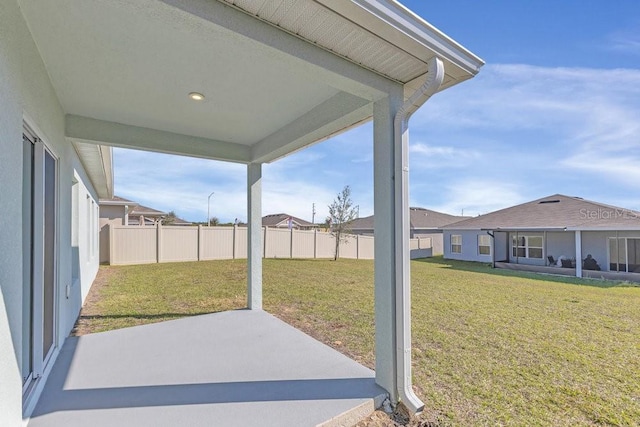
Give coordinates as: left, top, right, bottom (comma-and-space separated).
189, 92, 205, 101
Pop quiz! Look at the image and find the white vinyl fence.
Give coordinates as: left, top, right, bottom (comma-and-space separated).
105, 224, 432, 265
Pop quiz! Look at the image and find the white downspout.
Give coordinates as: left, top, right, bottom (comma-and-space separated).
393, 56, 445, 413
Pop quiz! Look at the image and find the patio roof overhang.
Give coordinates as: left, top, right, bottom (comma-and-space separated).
19, 0, 482, 167
18, 0, 483, 416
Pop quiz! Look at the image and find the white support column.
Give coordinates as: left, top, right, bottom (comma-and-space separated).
247, 163, 263, 310
373, 90, 403, 404
575, 230, 582, 278
373, 57, 442, 413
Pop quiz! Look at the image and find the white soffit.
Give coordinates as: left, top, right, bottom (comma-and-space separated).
73, 142, 114, 199
221, 0, 484, 91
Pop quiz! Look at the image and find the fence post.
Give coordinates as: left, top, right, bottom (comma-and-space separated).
156, 223, 162, 263
108, 223, 114, 265
264, 226, 268, 259
314, 229, 317, 259
233, 224, 237, 259
357, 234, 360, 259
290, 228, 294, 258
197, 225, 203, 261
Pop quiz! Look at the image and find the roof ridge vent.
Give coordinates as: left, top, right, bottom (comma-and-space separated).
539, 199, 560, 204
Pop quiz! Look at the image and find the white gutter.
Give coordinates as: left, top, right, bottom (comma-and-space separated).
393, 56, 444, 413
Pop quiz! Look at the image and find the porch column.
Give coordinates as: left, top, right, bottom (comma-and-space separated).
373, 89, 404, 404
575, 230, 582, 278
247, 163, 262, 310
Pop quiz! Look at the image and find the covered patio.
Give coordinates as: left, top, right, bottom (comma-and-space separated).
28, 310, 385, 427
15, 0, 483, 423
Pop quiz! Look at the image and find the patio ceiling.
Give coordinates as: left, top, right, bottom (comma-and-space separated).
19, 0, 483, 174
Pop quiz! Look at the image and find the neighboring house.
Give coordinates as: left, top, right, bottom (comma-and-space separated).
262, 213, 315, 230
350, 207, 467, 255
2, 0, 482, 424
99, 196, 191, 227
443, 194, 640, 281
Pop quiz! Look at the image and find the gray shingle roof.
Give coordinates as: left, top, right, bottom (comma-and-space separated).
350, 208, 467, 230
443, 194, 640, 230
262, 213, 314, 228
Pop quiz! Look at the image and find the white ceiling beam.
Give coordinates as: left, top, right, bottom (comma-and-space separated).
66, 115, 251, 163
251, 92, 372, 163
160, 0, 398, 101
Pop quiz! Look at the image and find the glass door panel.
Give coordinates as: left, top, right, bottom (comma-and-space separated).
42, 149, 56, 362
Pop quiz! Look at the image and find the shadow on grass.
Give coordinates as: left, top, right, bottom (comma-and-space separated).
414, 256, 640, 289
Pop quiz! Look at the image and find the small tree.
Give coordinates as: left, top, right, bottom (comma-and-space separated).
209, 216, 220, 226
162, 210, 177, 225
328, 185, 358, 260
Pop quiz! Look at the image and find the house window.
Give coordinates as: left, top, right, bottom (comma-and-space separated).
478, 234, 491, 255
512, 235, 543, 259
451, 234, 462, 254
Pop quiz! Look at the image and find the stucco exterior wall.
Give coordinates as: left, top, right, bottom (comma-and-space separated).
0, 2, 102, 423
494, 231, 508, 262
413, 232, 443, 255
443, 230, 492, 263
545, 231, 575, 264
100, 205, 126, 227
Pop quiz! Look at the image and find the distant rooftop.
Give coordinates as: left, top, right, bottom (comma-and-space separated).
262, 213, 314, 228
443, 194, 640, 230
351, 207, 467, 230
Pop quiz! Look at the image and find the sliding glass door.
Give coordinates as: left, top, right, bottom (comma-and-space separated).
609, 237, 640, 273
22, 126, 58, 393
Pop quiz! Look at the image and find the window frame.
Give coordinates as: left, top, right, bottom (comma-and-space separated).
478, 234, 491, 256
512, 234, 543, 259
451, 234, 462, 254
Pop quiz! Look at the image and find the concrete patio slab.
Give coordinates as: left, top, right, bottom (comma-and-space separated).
28, 310, 386, 427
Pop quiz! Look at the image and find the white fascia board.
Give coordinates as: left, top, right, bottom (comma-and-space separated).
161, 0, 398, 101
99, 145, 114, 199
99, 200, 138, 206
66, 115, 251, 163
317, 0, 485, 77
252, 92, 374, 163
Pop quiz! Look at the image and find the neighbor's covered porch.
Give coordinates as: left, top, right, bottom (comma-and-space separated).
492, 228, 640, 282
18, 0, 483, 421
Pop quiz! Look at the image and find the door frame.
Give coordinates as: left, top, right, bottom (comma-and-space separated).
22, 119, 60, 406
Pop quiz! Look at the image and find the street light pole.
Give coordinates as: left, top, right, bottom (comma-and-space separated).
207, 191, 215, 226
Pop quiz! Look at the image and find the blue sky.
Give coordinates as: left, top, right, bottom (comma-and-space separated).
113, 1, 640, 223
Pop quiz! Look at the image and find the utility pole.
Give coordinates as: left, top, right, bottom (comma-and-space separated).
312, 203, 316, 224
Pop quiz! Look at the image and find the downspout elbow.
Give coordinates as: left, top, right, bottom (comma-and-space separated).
393, 56, 445, 415
394, 57, 445, 132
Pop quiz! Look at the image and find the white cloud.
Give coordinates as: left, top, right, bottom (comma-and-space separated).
607, 29, 640, 55
409, 143, 480, 169
427, 180, 527, 217
413, 64, 640, 189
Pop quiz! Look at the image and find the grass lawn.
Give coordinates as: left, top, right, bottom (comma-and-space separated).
75, 258, 640, 426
